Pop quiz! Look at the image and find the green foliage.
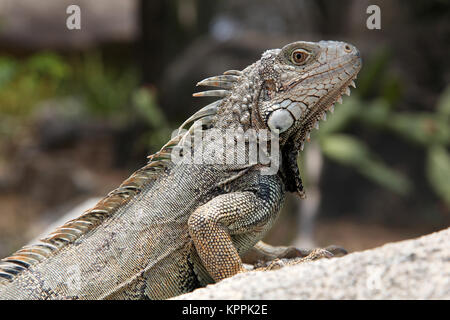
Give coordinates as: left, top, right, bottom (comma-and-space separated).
427, 146, 450, 206
132, 87, 171, 149
72, 53, 139, 120
0, 57, 17, 89
0, 53, 70, 119
0, 51, 168, 156
133, 88, 166, 128
26, 53, 71, 80
387, 112, 450, 146
436, 86, 450, 118
0, 53, 73, 140
313, 95, 414, 196
321, 134, 412, 195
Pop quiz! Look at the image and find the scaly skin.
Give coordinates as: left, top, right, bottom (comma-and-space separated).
0, 40, 361, 299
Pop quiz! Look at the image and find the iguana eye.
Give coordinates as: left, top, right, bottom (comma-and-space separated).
291, 49, 309, 65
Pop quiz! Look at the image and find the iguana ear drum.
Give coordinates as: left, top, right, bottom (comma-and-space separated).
267, 108, 294, 133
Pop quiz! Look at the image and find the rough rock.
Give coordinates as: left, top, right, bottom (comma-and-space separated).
174, 228, 450, 299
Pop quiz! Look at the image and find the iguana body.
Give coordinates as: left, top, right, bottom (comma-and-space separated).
0, 40, 361, 299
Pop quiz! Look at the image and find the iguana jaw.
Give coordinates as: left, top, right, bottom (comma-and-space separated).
296, 60, 361, 151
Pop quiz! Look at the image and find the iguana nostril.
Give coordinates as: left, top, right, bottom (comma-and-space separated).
267, 109, 294, 133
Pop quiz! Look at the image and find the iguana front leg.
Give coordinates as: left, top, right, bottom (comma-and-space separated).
188, 176, 284, 282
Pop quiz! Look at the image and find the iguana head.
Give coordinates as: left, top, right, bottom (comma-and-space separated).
255, 40, 362, 150
194, 40, 361, 151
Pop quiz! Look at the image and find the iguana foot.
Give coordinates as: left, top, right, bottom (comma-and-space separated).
243, 241, 347, 268
263, 248, 333, 270
275, 244, 347, 259
252, 245, 347, 271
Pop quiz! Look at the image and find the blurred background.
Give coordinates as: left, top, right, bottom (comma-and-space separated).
0, 0, 449, 258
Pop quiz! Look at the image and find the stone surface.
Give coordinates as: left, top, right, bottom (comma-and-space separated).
174, 228, 450, 299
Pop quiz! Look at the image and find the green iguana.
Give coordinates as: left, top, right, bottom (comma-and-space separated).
0, 40, 361, 299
